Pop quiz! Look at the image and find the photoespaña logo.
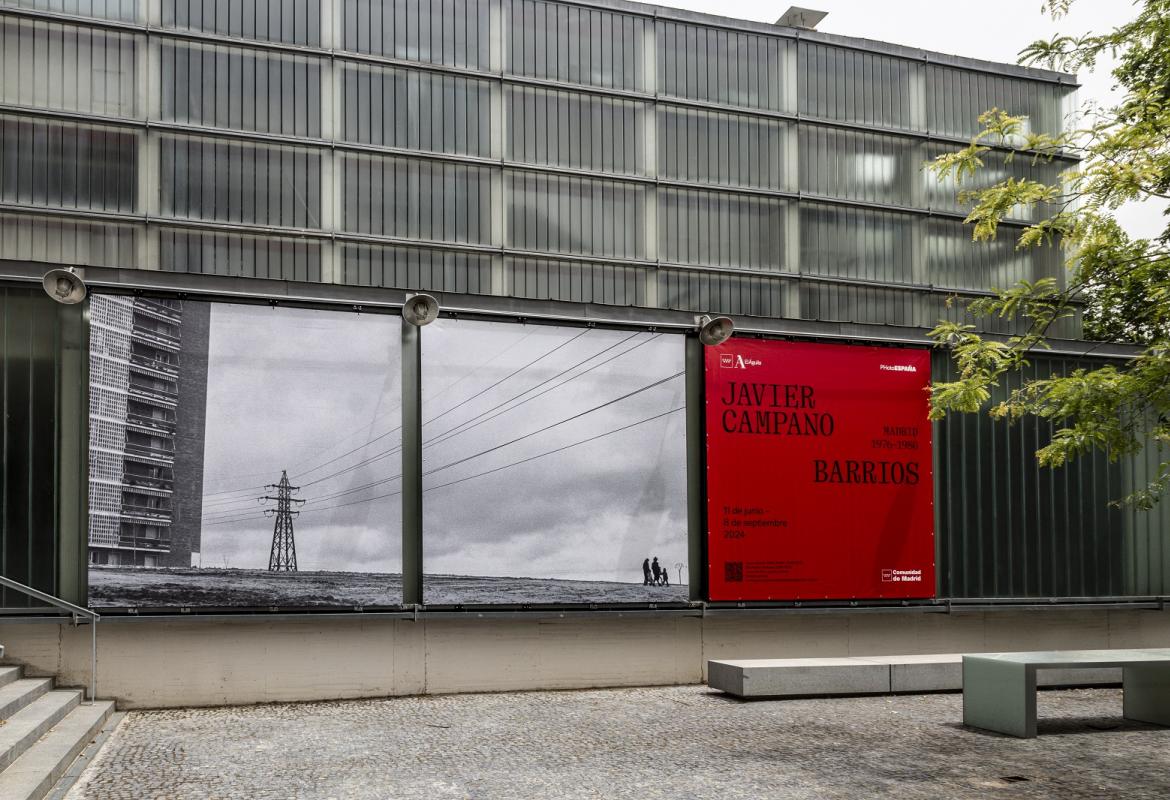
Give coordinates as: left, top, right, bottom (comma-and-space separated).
879, 364, 918, 373
720, 353, 763, 369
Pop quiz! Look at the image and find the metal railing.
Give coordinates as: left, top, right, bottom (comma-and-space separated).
131, 323, 180, 347
0, 576, 98, 704
128, 353, 179, 379
126, 384, 179, 408
124, 441, 176, 459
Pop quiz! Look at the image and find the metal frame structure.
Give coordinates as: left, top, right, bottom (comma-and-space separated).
4, 280, 1152, 614
2, 0, 1165, 619
1, 259, 1137, 358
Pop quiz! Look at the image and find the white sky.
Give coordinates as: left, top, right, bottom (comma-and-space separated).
664, 0, 1165, 239
421, 319, 687, 586
199, 304, 403, 573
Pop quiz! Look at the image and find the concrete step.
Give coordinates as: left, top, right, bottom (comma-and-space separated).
708, 654, 1125, 698
710, 657, 892, 698
0, 700, 115, 800
0, 691, 82, 773
0, 679, 53, 721
0, 665, 24, 690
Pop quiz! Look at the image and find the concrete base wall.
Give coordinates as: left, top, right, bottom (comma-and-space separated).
0, 609, 1167, 709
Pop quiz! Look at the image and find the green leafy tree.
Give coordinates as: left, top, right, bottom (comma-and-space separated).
927, 0, 1170, 508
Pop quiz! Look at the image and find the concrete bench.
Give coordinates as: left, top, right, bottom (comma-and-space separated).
963, 648, 1170, 738
708, 654, 1122, 698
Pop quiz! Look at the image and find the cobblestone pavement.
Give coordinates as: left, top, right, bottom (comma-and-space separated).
66, 686, 1170, 800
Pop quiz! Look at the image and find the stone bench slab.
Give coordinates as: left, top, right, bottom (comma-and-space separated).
962, 649, 1170, 737
708, 655, 1122, 698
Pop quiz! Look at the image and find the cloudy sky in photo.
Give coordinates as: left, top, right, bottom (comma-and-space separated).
420, 318, 687, 586
198, 302, 402, 573
196, 306, 687, 585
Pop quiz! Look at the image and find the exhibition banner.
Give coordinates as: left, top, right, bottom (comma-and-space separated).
705, 340, 935, 601
87, 296, 402, 609
422, 319, 688, 605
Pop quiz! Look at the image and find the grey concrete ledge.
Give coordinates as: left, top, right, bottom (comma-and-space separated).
708, 655, 1124, 698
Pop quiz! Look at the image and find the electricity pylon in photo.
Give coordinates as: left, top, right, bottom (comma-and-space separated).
263, 470, 304, 572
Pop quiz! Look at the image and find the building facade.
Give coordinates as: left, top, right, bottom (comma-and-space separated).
0, 0, 1076, 333
88, 294, 207, 567
1, 0, 1169, 707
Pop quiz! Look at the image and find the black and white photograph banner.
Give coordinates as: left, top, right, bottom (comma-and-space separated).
87, 296, 402, 609
421, 319, 688, 605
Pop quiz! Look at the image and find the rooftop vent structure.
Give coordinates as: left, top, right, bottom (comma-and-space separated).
775, 6, 828, 30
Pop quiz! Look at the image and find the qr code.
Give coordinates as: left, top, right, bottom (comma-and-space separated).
725, 562, 744, 582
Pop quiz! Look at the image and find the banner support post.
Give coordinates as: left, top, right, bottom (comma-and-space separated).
401, 317, 424, 606
685, 334, 706, 602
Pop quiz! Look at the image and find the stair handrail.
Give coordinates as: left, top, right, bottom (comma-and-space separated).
0, 575, 99, 704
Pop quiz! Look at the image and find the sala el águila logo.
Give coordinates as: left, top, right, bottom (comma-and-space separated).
719, 352, 762, 369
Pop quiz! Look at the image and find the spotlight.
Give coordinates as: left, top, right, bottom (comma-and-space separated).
401, 293, 440, 327
42, 267, 87, 305
696, 314, 734, 346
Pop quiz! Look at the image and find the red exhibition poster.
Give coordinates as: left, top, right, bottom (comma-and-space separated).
705, 340, 936, 601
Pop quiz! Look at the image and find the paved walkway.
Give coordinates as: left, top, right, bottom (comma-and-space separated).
66, 686, 1169, 799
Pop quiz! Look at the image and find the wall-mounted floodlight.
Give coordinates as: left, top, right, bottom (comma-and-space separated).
696, 314, 734, 346
401, 293, 440, 327
42, 267, 87, 305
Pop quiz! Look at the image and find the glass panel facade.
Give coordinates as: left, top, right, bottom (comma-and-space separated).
342, 0, 490, 70
799, 42, 918, 129
927, 217, 1060, 292
799, 125, 916, 206
0, 211, 136, 267
506, 255, 646, 307
936, 353, 1129, 598
1123, 440, 1170, 595
0, 3, 1079, 333
661, 188, 785, 271
162, 0, 322, 46
658, 268, 786, 317
507, 170, 647, 259
161, 41, 323, 137
0, 115, 137, 212
341, 242, 493, 293
659, 20, 789, 111
509, 0, 648, 91
0, 0, 136, 21
658, 106, 787, 190
342, 63, 492, 156
924, 146, 1064, 222
342, 154, 491, 243
928, 64, 1070, 139
0, 16, 136, 117
507, 85, 646, 175
159, 228, 323, 282
0, 286, 87, 606
160, 135, 323, 228
800, 204, 914, 284
799, 280, 921, 328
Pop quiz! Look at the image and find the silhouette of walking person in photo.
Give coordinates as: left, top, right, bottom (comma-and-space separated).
643, 558, 652, 586
651, 557, 662, 586
662, 569, 669, 587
